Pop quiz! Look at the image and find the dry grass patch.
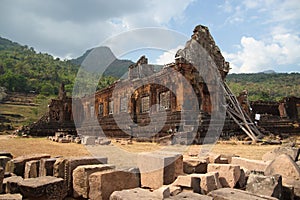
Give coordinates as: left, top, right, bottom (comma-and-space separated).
0, 136, 91, 157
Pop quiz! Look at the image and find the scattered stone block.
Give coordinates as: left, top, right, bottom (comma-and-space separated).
246, 173, 282, 199
89, 170, 140, 200
6, 154, 50, 177
207, 164, 241, 188
39, 158, 57, 176
153, 185, 170, 199
18, 176, 67, 200
4, 176, 23, 194
169, 185, 181, 196
264, 154, 300, 184
82, 136, 96, 145
208, 153, 221, 164
73, 164, 115, 198
168, 192, 213, 200
0, 152, 13, 159
231, 157, 269, 173
262, 146, 300, 162
183, 157, 207, 174
110, 188, 161, 200
0, 194, 22, 200
138, 152, 183, 189
53, 156, 107, 195
24, 160, 39, 178
0, 167, 4, 193
58, 138, 70, 143
0, 156, 11, 169
172, 175, 200, 192
192, 172, 222, 194
208, 188, 279, 200
236, 168, 246, 189
283, 179, 300, 199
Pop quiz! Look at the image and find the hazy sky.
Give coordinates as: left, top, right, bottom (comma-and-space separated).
0, 0, 299, 73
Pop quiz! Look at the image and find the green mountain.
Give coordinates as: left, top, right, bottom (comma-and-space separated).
70, 47, 134, 78
226, 72, 300, 101
0, 36, 79, 95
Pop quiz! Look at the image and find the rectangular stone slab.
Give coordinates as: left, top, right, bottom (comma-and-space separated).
18, 176, 67, 200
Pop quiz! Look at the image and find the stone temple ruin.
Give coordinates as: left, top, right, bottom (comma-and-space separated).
28, 25, 300, 142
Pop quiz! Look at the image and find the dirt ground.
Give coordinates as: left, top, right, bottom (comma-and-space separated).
0, 135, 290, 169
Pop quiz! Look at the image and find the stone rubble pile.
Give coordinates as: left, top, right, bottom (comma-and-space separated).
0, 145, 299, 200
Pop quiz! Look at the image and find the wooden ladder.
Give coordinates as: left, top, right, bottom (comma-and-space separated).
221, 81, 263, 142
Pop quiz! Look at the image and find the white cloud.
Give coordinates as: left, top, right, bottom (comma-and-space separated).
224, 32, 300, 73
0, 0, 194, 58
155, 45, 184, 65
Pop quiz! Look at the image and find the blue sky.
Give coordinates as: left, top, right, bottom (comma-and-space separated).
0, 0, 299, 73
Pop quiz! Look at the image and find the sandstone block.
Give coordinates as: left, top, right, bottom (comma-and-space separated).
53, 156, 107, 195
73, 164, 115, 198
24, 160, 39, 178
264, 154, 300, 184
231, 157, 269, 173
171, 175, 200, 192
208, 188, 279, 200
153, 185, 170, 199
283, 178, 300, 199
18, 176, 67, 200
4, 176, 23, 194
89, 170, 140, 200
169, 185, 181, 196
192, 172, 222, 194
183, 157, 207, 174
0, 156, 11, 169
208, 153, 221, 164
0, 194, 22, 200
6, 154, 50, 177
246, 173, 282, 199
110, 188, 161, 200
207, 164, 240, 188
39, 158, 57, 176
262, 146, 300, 162
138, 152, 183, 189
168, 192, 213, 200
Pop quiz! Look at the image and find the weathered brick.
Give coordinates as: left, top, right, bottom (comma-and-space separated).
73, 164, 115, 198
18, 176, 67, 200
138, 152, 183, 189
207, 164, 240, 188
89, 170, 140, 200
208, 188, 279, 200
24, 160, 39, 178
6, 154, 50, 177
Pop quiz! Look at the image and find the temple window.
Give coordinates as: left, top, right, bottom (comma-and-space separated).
98, 103, 104, 117
120, 97, 128, 113
90, 105, 95, 118
109, 101, 114, 115
159, 91, 170, 110
141, 96, 150, 113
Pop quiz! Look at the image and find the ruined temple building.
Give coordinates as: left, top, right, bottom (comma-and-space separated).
29, 25, 300, 141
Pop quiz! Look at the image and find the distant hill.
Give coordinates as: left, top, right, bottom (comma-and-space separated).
71, 47, 134, 78
226, 72, 300, 101
0, 36, 79, 95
